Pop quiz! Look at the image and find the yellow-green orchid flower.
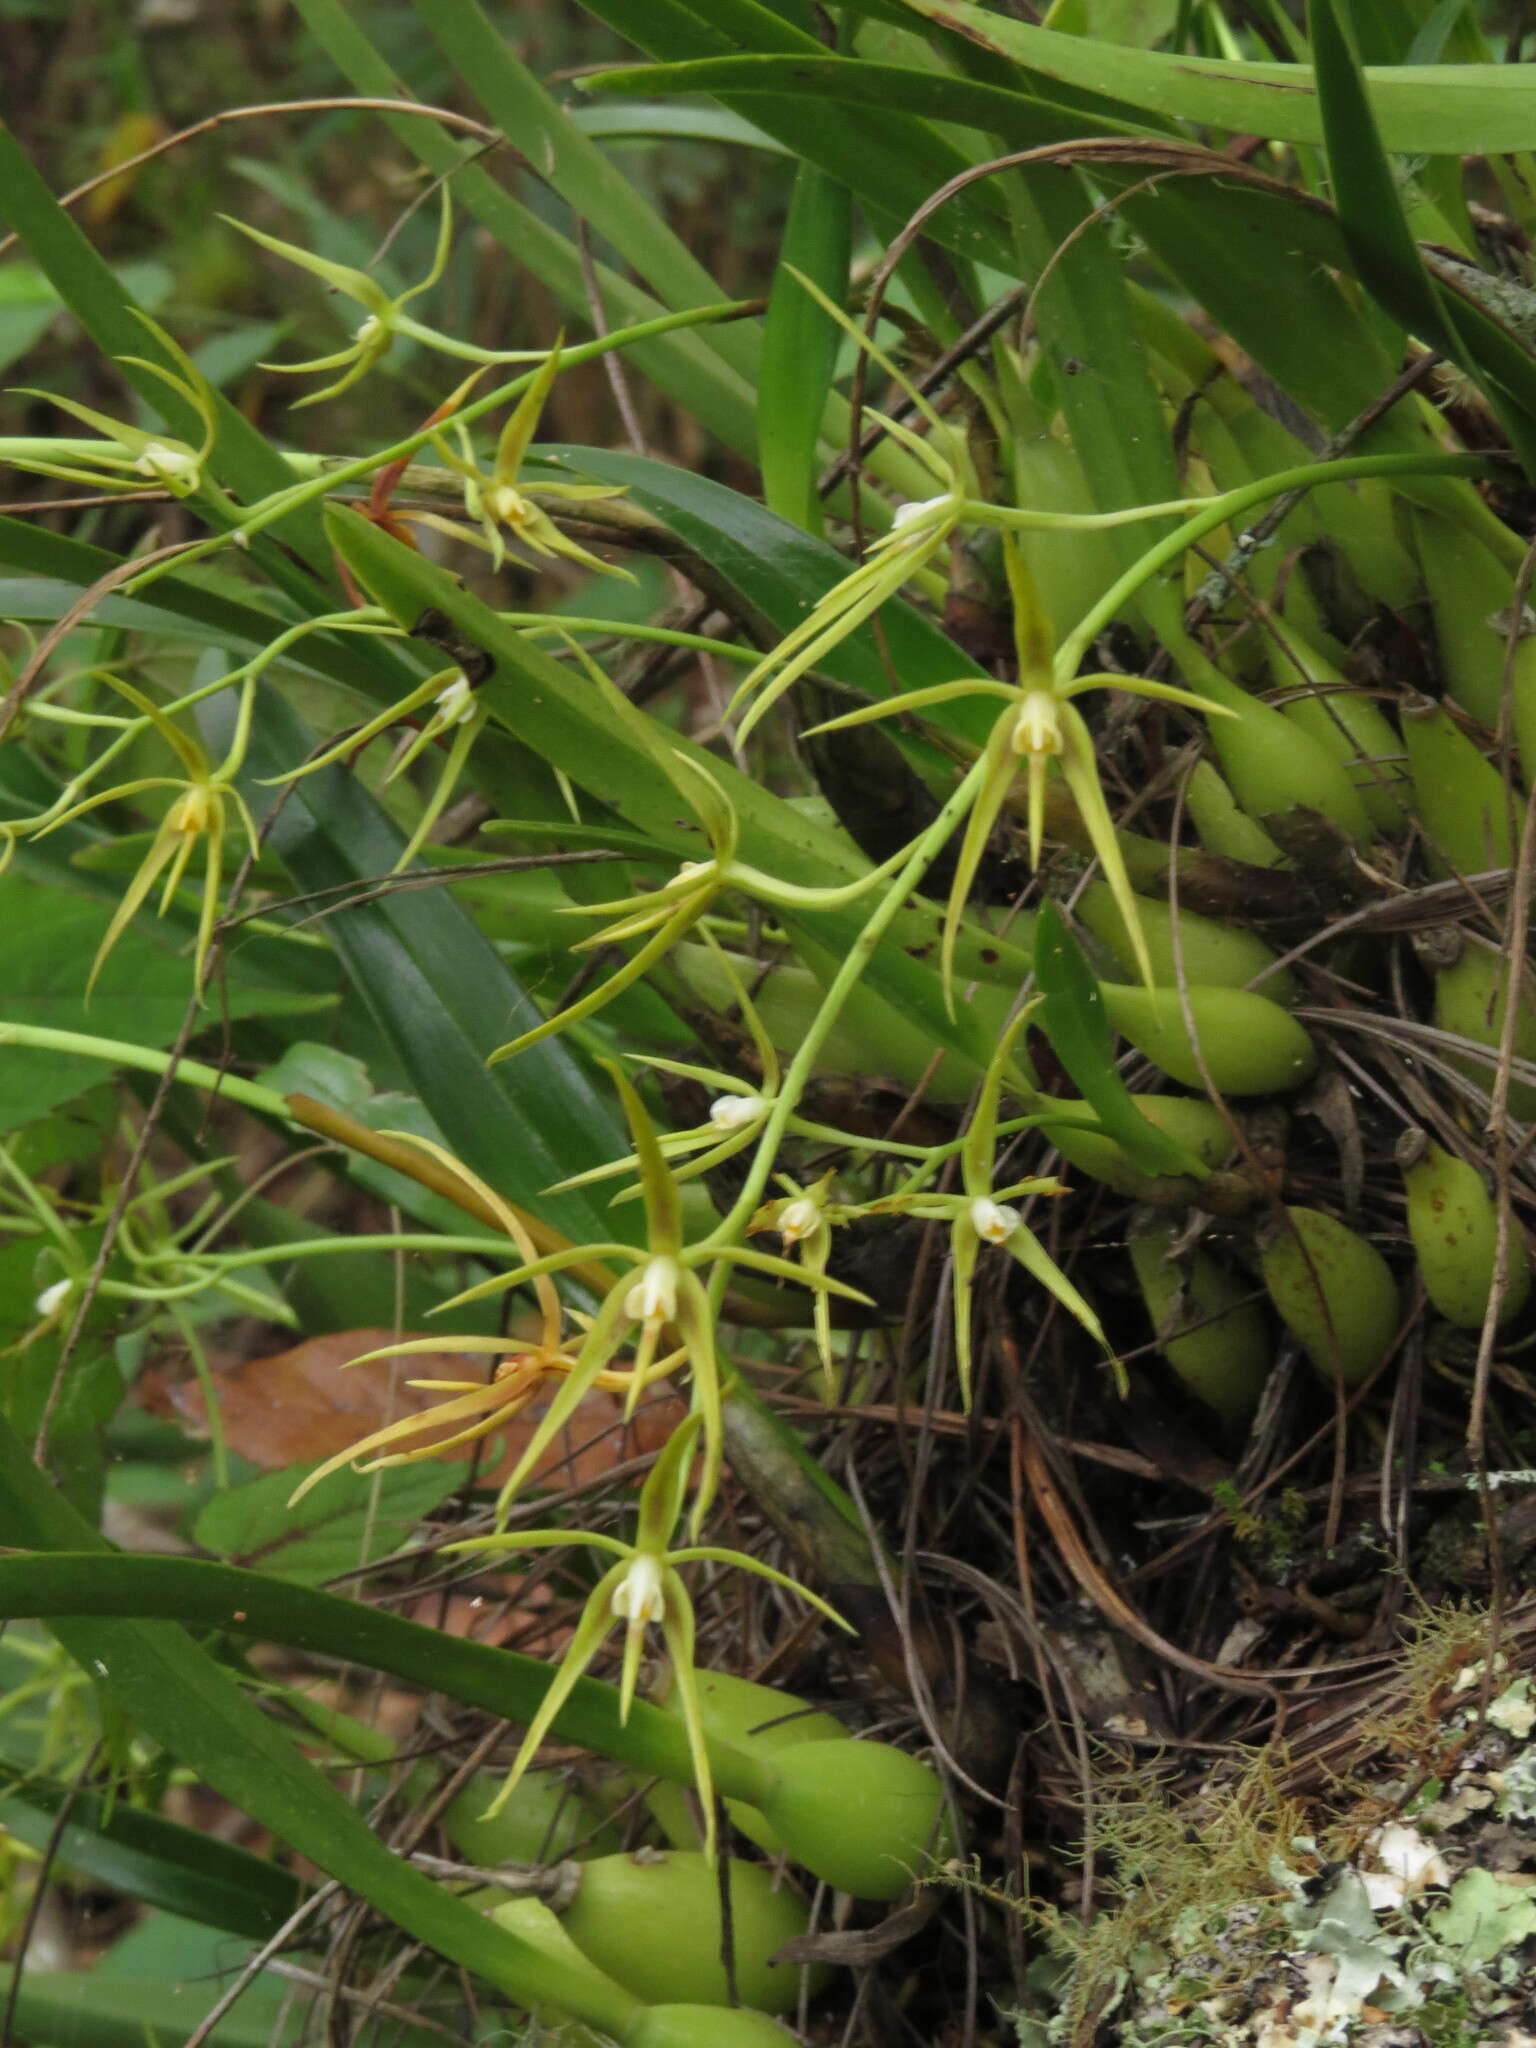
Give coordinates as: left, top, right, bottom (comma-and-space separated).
15, 671, 259, 996
491, 705, 908, 1065
430, 1065, 872, 1530
263, 660, 487, 873
728, 273, 980, 748
545, 938, 783, 1200
223, 190, 544, 407
411, 343, 632, 577
803, 533, 1226, 1005
870, 1014, 1119, 1408
442, 1412, 850, 1861
8, 313, 217, 499
749, 1171, 844, 1397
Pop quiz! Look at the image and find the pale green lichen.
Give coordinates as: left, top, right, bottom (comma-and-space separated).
1000, 1619, 1536, 2047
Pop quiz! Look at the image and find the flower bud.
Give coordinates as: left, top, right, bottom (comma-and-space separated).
708, 1092, 764, 1132
969, 1196, 1020, 1245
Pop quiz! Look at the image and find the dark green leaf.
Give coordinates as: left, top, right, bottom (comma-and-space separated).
0, 1767, 301, 1941
193, 1459, 461, 1586
759, 166, 853, 535
0, 1543, 769, 1810
893, 0, 1536, 152
1310, 0, 1536, 480
0, 1971, 305, 2048
0, 875, 327, 1134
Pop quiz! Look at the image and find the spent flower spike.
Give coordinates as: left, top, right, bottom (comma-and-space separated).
804, 533, 1224, 1006
223, 190, 546, 407
8, 313, 218, 500
431, 1064, 873, 1530
442, 1413, 851, 1861
285, 1132, 627, 1508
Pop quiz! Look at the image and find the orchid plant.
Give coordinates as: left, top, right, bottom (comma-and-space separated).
2, 130, 1424, 1935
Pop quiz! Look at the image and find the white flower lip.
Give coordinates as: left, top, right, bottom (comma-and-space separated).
890, 494, 947, 531
777, 1196, 822, 1246
970, 1196, 1020, 1245
432, 673, 476, 728
1010, 687, 1065, 758
34, 1279, 72, 1319
624, 1255, 679, 1327
708, 1092, 764, 1132
132, 442, 199, 487
610, 1553, 666, 1625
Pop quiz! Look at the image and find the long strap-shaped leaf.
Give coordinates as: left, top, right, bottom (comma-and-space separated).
1310, 0, 1536, 484
0, 1970, 392, 2048
0, 1551, 773, 1808
577, 48, 1510, 555
0, 1761, 302, 1941
893, 0, 1536, 152
0, 1418, 646, 2041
